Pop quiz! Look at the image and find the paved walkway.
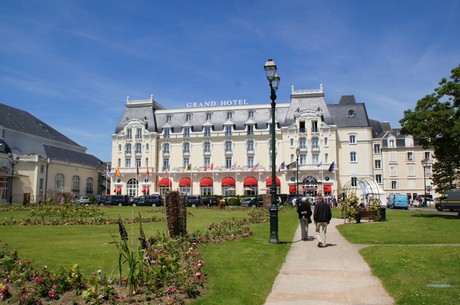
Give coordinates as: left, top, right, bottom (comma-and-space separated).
264, 218, 395, 305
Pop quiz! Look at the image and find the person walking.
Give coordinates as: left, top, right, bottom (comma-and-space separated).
297, 197, 312, 241
314, 195, 332, 248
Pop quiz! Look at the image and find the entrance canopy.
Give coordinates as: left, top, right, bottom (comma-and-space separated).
158, 178, 172, 187
222, 177, 236, 186
200, 177, 213, 187
244, 177, 258, 186
266, 177, 281, 186
179, 177, 191, 187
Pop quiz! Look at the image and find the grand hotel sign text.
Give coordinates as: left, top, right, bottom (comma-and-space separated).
186, 99, 248, 108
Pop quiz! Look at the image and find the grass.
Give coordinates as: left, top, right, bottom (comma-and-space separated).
337, 209, 460, 305
0, 204, 298, 305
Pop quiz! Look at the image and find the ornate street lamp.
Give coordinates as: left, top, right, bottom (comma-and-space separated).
296, 147, 300, 204
264, 58, 280, 244
421, 158, 428, 206
8, 154, 19, 205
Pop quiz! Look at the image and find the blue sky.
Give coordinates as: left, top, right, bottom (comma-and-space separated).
1, 0, 459, 162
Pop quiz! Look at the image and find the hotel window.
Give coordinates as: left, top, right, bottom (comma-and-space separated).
206, 113, 212, 121
299, 137, 307, 149
183, 158, 190, 169
136, 158, 141, 168
225, 140, 232, 152
247, 139, 254, 152
407, 152, 414, 161
351, 177, 357, 187
247, 124, 254, 135
163, 143, 170, 154
183, 127, 190, 138
204, 157, 210, 168
312, 154, 320, 165
248, 156, 254, 168
127, 128, 132, 139
203, 141, 211, 153
186, 113, 191, 122
166, 115, 171, 123
125, 158, 131, 168
375, 160, 381, 169
145, 158, 149, 167
350, 152, 357, 162
225, 125, 232, 136
118, 144, 121, 152
347, 110, 356, 118
40, 165, 44, 173
39, 178, 43, 190
226, 111, 233, 120
163, 159, 169, 171
226, 157, 232, 169
299, 121, 306, 133
374, 144, 381, 154
408, 164, 415, 176
324, 137, 328, 147
311, 137, 319, 149
125, 144, 132, 155
424, 151, 431, 160
324, 153, 329, 163
349, 135, 356, 144
290, 138, 294, 147
135, 143, 141, 154
183, 142, 190, 153
204, 126, 211, 137
163, 128, 170, 139
390, 166, 397, 176
311, 120, 318, 133
146, 143, 149, 151
136, 128, 142, 139
248, 111, 254, 118
391, 180, 398, 189
389, 139, 395, 147
300, 154, 306, 165
117, 158, 121, 167
375, 174, 382, 184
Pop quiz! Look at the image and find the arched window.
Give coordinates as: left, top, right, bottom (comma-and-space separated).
72, 175, 80, 192
55, 174, 64, 192
86, 178, 94, 194
127, 178, 138, 197
125, 143, 132, 154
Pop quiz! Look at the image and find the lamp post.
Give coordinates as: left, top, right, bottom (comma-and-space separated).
296, 147, 300, 204
264, 58, 280, 244
8, 154, 19, 205
421, 158, 428, 207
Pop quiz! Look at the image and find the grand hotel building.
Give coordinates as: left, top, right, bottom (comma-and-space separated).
111, 85, 434, 203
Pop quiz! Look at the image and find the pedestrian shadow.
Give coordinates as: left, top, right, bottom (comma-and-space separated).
322, 243, 337, 248
411, 213, 460, 220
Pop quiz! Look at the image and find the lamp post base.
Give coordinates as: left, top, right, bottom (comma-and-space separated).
269, 204, 279, 243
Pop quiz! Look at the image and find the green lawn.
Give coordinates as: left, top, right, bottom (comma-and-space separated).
337, 209, 460, 305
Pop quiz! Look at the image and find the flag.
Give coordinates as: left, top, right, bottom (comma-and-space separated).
231, 162, 237, 170
286, 161, 297, 170
278, 162, 286, 172
136, 163, 140, 176
184, 163, 191, 171
251, 163, 260, 171
115, 167, 121, 177
328, 161, 335, 172
317, 161, 323, 167
205, 163, 214, 171
146, 166, 150, 176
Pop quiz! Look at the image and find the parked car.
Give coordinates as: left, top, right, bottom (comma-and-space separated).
79, 196, 90, 204
241, 195, 264, 208
138, 194, 162, 206
106, 195, 128, 206
185, 195, 201, 207
201, 196, 219, 206
240, 197, 255, 207
435, 189, 460, 212
130, 196, 140, 205
94, 195, 106, 204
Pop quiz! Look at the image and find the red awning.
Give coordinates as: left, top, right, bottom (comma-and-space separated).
158, 178, 172, 187
323, 185, 332, 192
266, 177, 281, 186
289, 185, 297, 193
222, 177, 236, 186
114, 187, 122, 193
200, 177, 213, 187
179, 177, 191, 187
244, 177, 258, 186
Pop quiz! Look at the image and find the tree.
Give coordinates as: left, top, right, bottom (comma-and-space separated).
400, 64, 460, 193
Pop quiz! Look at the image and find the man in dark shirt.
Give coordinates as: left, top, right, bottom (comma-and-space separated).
313, 195, 332, 248
297, 197, 312, 241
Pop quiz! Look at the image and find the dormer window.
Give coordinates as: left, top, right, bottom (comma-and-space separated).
163, 128, 170, 139
226, 111, 233, 120
183, 127, 191, 138
347, 110, 356, 118
247, 124, 254, 135
225, 125, 232, 136
248, 111, 254, 118
186, 113, 192, 122
166, 115, 171, 123
206, 113, 212, 121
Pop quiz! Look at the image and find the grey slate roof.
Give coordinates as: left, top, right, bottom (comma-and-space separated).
327, 95, 371, 128
44, 145, 104, 167
0, 103, 82, 147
